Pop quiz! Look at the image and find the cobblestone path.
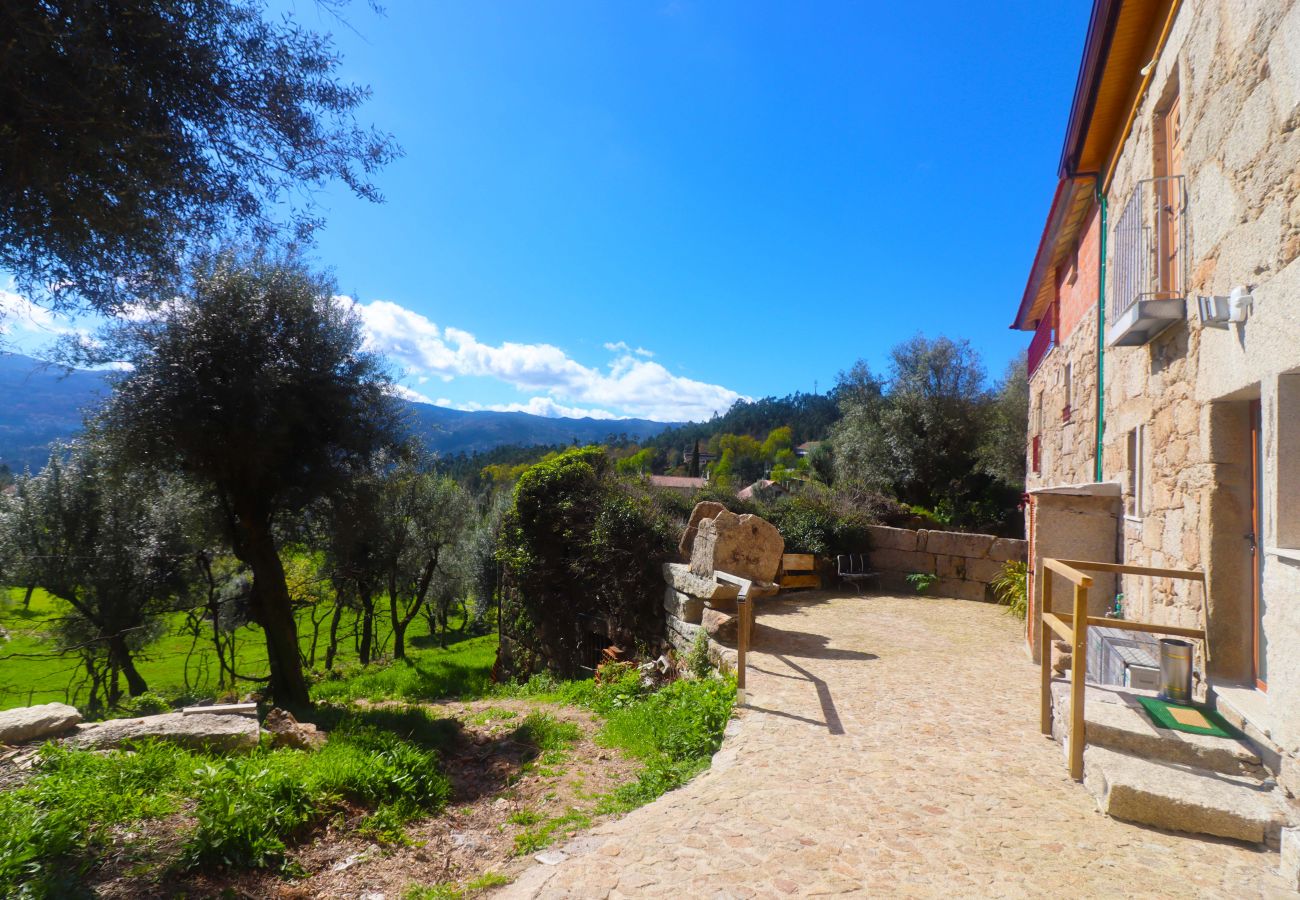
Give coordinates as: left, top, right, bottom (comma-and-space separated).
498, 593, 1291, 898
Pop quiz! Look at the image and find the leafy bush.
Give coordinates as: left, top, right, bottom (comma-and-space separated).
906, 572, 938, 594
497, 447, 675, 678
184, 718, 451, 868
686, 630, 712, 679
992, 560, 1028, 619
114, 691, 172, 717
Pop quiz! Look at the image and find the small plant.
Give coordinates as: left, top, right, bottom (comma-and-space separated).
114, 691, 172, 717
992, 560, 1029, 620
686, 629, 712, 679
906, 572, 938, 594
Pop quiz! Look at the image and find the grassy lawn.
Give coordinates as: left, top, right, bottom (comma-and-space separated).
0, 586, 483, 711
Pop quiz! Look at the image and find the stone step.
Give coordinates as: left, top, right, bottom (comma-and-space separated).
1082, 745, 1286, 846
1052, 680, 1264, 778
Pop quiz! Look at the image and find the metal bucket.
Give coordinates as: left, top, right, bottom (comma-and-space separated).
1159, 638, 1194, 704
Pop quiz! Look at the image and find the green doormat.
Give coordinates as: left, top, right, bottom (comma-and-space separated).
1136, 696, 1243, 739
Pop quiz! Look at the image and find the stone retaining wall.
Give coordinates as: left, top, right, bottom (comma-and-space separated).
866, 525, 1027, 602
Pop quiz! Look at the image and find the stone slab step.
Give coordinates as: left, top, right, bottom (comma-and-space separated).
1083, 745, 1285, 845
1052, 681, 1263, 778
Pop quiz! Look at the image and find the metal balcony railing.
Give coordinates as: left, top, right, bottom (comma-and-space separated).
1112, 175, 1187, 321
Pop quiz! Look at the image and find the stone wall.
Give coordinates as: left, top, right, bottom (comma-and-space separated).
865, 525, 1026, 602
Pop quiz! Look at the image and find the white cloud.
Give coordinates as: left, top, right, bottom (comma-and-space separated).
604, 340, 654, 359
387, 383, 435, 405
0, 290, 76, 337
455, 397, 620, 419
343, 297, 745, 421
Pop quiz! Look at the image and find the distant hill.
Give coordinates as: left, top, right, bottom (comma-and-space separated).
0, 354, 111, 472
0, 353, 676, 470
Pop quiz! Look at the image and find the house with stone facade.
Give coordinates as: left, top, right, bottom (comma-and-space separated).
1013, 0, 1300, 797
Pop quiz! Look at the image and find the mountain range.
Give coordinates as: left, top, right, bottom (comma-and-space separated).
0, 353, 676, 472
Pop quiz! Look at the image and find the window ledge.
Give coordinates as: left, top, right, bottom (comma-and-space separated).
1124, 515, 1143, 525
1265, 547, 1300, 564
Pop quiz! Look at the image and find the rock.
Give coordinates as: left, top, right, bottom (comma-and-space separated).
678, 500, 728, 559
689, 510, 784, 584
263, 707, 327, 750
535, 850, 568, 866
701, 607, 738, 644
0, 702, 81, 745
664, 586, 704, 624
661, 562, 740, 602
65, 712, 260, 753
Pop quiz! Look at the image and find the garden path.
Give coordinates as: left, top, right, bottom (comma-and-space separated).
496, 592, 1291, 898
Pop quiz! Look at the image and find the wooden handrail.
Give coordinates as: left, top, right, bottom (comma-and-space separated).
715, 571, 778, 695
1039, 556, 1209, 782
1055, 559, 1206, 582
1043, 557, 1093, 587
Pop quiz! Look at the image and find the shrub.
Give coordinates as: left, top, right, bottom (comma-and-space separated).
686, 630, 712, 679
496, 447, 674, 679
906, 572, 938, 594
992, 560, 1028, 619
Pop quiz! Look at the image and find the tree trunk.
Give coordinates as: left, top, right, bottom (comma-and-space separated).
107, 633, 150, 697
358, 589, 375, 665
237, 517, 310, 708
324, 597, 345, 670
389, 574, 409, 661
22, 583, 35, 609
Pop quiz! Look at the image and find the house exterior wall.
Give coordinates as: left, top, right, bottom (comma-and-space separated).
1031, 0, 1300, 769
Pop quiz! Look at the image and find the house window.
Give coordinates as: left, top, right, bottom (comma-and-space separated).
1063, 361, 1074, 422
1126, 426, 1146, 518
1278, 373, 1300, 550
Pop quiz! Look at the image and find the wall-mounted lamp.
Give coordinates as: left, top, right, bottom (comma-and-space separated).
1196, 285, 1254, 329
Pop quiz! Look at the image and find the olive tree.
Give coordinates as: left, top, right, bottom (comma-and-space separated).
0, 0, 398, 315
98, 250, 405, 706
0, 441, 196, 709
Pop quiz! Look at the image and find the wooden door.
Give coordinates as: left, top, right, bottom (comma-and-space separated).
1250, 399, 1267, 690
1160, 95, 1184, 298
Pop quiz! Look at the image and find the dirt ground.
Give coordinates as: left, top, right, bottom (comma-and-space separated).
84, 698, 642, 899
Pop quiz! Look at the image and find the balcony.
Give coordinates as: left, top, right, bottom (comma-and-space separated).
1027, 305, 1057, 377
1109, 175, 1187, 347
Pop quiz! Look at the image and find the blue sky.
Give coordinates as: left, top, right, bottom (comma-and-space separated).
2, 1, 1091, 422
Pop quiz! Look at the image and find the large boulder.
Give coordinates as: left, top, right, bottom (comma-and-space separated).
0, 702, 81, 745
264, 707, 326, 750
65, 712, 260, 753
689, 510, 784, 584
678, 501, 728, 559
661, 562, 740, 602
701, 607, 738, 644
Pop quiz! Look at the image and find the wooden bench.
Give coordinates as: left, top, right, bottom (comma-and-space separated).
778, 553, 821, 590
835, 554, 878, 593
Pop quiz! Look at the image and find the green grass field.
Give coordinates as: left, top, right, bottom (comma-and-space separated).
0, 586, 488, 712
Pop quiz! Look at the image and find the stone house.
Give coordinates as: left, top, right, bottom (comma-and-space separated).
1012, 0, 1300, 788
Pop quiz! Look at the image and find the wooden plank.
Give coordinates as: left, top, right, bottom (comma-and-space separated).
1043, 557, 1093, 588
1069, 582, 1089, 781
183, 702, 257, 717
1040, 619, 1053, 736
1042, 613, 1074, 643
1052, 613, 1206, 641
736, 595, 749, 692
1055, 559, 1205, 582
781, 554, 816, 570
779, 574, 822, 589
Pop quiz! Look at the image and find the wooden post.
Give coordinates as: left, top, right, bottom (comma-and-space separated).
1040, 619, 1053, 736
736, 591, 749, 693
1069, 580, 1089, 781
1040, 569, 1054, 735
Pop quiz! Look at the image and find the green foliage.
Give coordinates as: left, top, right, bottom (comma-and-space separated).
2, 0, 397, 315
596, 676, 736, 811
830, 336, 1023, 535
497, 447, 674, 678
686, 629, 713, 679
311, 635, 498, 704
906, 572, 938, 594
763, 488, 872, 556
992, 560, 1029, 620
114, 691, 172, 718
515, 712, 581, 754
183, 718, 450, 869
0, 711, 453, 893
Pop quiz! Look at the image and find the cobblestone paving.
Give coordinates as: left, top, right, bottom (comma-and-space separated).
498, 593, 1292, 898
